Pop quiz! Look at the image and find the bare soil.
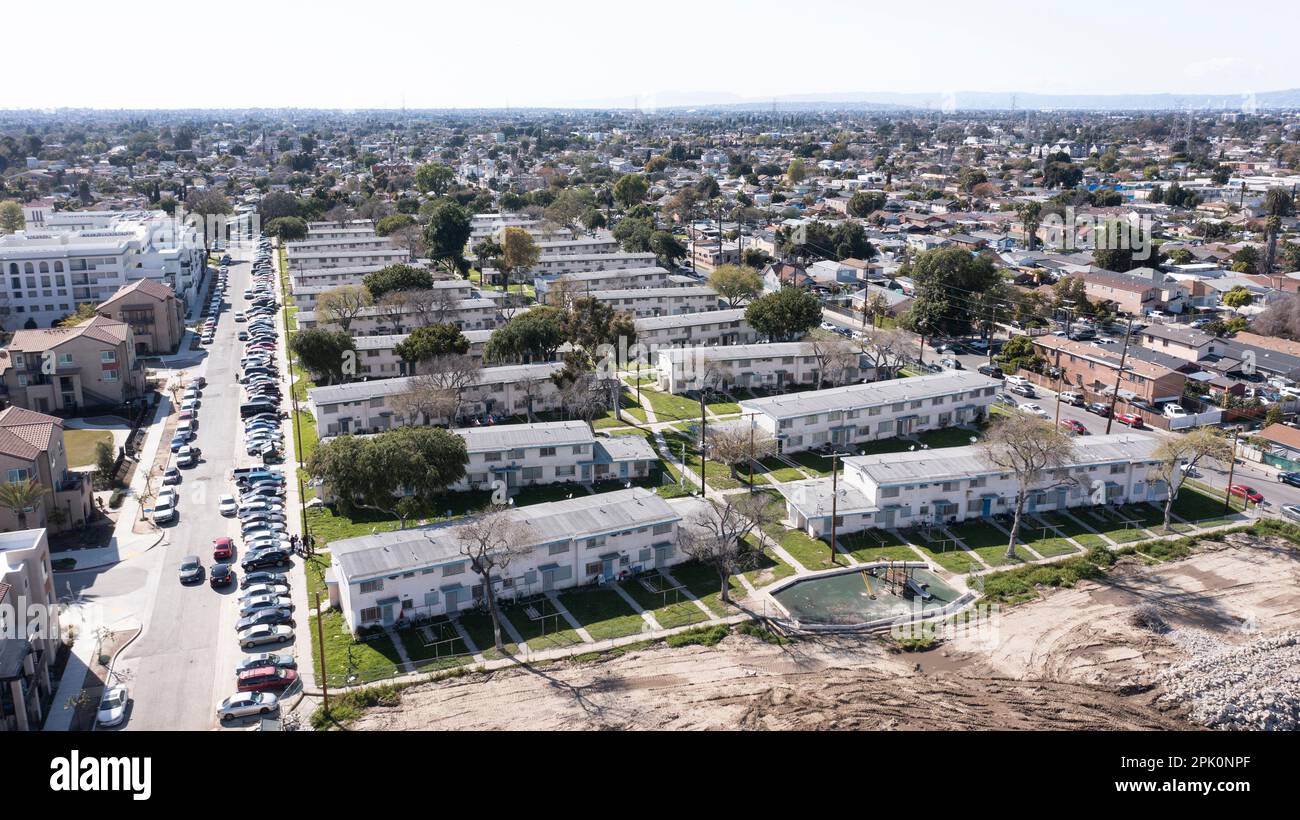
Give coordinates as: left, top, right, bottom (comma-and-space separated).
348, 535, 1300, 731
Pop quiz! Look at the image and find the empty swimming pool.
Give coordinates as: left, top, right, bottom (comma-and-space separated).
771, 565, 962, 626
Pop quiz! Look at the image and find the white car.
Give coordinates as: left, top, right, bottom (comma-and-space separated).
1019, 403, 1050, 419
819, 321, 838, 331
240, 583, 290, 599
153, 490, 178, 524
96, 684, 129, 727
218, 494, 239, 516
217, 691, 279, 723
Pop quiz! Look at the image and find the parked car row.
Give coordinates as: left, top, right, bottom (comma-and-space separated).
217, 235, 297, 726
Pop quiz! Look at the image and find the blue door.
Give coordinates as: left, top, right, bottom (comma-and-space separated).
981, 497, 993, 518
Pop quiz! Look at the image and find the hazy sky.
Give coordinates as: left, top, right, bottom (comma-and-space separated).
8, 0, 1298, 109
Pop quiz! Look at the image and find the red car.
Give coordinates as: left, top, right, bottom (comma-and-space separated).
213, 537, 235, 561
1059, 419, 1087, 435
1229, 485, 1264, 504
1114, 412, 1144, 428
236, 666, 298, 692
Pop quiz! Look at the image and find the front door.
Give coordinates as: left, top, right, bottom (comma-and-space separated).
981, 496, 994, 518
878, 508, 896, 529
602, 557, 616, 583
444, 588, 461, 613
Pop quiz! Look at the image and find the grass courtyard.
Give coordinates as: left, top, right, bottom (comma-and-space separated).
64, 428, 114, 468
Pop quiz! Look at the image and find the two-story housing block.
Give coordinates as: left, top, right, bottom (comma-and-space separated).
656, 342, 872, 394
587, 286, 720, 318
96, 278, 187, 355
0, 316, 145, 413
454, 420, 657, 491
634, 308, 758, 349
739, 371, 999, 453
326, 488, 682, 631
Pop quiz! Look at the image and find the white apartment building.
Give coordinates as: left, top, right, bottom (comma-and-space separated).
285, 247, 409, 271
492, 252, 657, 277
306, 219, 375, 238
309, 362, 564, 436
739, 371, 1000, 454
589, 286, 721, 318
0, 210, 206, 330
777, 434, 1164, 537
634, 308, 758, 349
286, 236, 394, 258
528, 236, 620, 257
327, 487, 682, 631
291, 278, 474, 312
288, 264, 387, 291
656, 342, 872, 394
298, 297, 501, 335
534, 266, 674, 303
354, 329, 493, 378
454, 420, 657, 491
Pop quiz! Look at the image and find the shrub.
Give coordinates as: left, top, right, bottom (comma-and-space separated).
736, 621, 790, 645
665, 624, 730, 648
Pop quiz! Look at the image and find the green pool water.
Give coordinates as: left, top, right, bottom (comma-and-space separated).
773, 566, 961, 625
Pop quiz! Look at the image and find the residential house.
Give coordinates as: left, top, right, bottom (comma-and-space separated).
95, 278, 187, 355
0, 406, 93, 532
0, 316, 145, 413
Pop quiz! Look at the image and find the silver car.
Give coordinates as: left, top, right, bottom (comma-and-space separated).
237, 624, 294, 649
217, 691, 279, 723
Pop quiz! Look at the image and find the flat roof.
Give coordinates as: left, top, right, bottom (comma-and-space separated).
740, 371, 1000, 420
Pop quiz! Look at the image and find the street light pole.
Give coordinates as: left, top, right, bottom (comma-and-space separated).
1223, 428, 1240, 514
1104, 316, 1135, 435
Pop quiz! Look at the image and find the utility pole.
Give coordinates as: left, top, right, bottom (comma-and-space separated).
1104, 316, 1135, 434
698, 392, 708, 499
1223, 428, 1240, 514
825, 453, 842, 565
314, 591, 329, 715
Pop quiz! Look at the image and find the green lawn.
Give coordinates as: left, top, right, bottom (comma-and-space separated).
761, 522, 839, 572
64, 428, 113, 468
305, 552, 331, 602
740, 533, 798, 586
1035, 511, 1109, 549
839, 529, 922, 564
293, 409, 317, 467
1013, 519, 1079, 558
782, 449, 835, 475
640, 388, 704, 422
306, 505, 405, 547
557, 586, 648, 642
661, 427, 745, 490
947, 520, 1030, 566
755, 456, 806, 483
917, 426, 984, 449
1174, 484, 1248, 523
454, 608, 520, 660
505, 598, 584, 652
311, 609, 405, 687
511, 482, 586, 507
666, 561, 744, 618
1073, 506, 1152, 544
902, 528, 984, 573
620, 573, 710, 629
396, 618, 472, 670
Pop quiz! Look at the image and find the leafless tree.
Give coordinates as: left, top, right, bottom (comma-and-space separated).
375, 290, 413, 334
406, 287, 459, 328
317, 285, 372, 333
859, 326, 917, 380
545, 275, 582, 309
705, 424, 777, 479
391, 375, 458, 426
558, 371, 608, 429
452, 507, 532, 653
1152, 428, 1234, 532
981, 413, 1077, 560
390, 223, 427, 260
809, 329, 861, 387
516, 376, 549, 423
678, 494, 778, 604
420, 354, 482, 422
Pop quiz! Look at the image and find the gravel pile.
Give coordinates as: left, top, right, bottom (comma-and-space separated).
1159, 631, 1300, 731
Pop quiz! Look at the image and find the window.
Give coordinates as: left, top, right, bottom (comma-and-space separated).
7, 469, 30, 483
585, 562, 603, 576
539, 446, 556, 457
556, 465, 575, 477
548, 543, 569, 555
100, 350, 116, 363
509, 448, 525, 460
652, 522, 672, 535
586, 535, 606, 550
442, 562, 465, 577
881, 486, 900, 498
483, 451, 501, 462
359, 579, 384, 594
103, 370, 118, 382
522, 466, 542, 481
360, 607, 382, 623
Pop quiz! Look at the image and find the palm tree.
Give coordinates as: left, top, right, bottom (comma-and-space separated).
1017, 201, 1042, 252
1261, 187, 1294, 278
0, 479, 48, 529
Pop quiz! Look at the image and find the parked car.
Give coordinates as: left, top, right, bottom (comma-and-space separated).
1279, 472, 1300, 488
219, 495, 239, 516
1281, 504, 1300, 523
96, 684, 129, 727
153, 490, 179, 524
241, 582, 291, 599
236, 624, 295, 649
161, 467, 182, 486
240, 571, 288, 590
1085, 402, 1111, 417
1008, 383, 1036, 398
1229, 484, 1264, 504
1115, 412, 1144, 429
1020, 403, 1050, 419
217, 691, 279, 722
237, 666, 299, 692
976, 363, 1003, 379
241, 549, 292, 572
1059, 391, 1084, 406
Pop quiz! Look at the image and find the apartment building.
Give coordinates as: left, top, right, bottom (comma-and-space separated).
777, 434, 1163, 537
288, 264, 387, 291
306, 219, 376, 238
1033, 335, 1187, 404
0, 315, 145, 413
309, 362, 564, 436
292, 278, 473, 312
501, 252, 657, 277
634, 308, 758, 349
286, 236, 393, 256
739, 371, 1000, 454
454, 420, 657, 491
529, 236, 620, 257
656, 342, 872, 394
96, 278, 187, 354
0, 406, 94, 531
327, 487, 681, 631
285, 247, 409, 271
1136, 323, 1223, 363
353, 329, 493, 378
688, 240, 741, 273
534, 266, 674, 303
588, 286, 720, 318
0, 528, 59, 731
298, 297, 501, 335
0, 209, 206, 330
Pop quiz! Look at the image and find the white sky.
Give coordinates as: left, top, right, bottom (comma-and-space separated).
7, 0, 1298, 109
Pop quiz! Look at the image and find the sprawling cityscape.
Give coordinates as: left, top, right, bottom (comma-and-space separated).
0, 3, 1296, 784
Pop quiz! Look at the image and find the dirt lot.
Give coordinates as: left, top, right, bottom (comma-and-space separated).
349, 534, 1300, 731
